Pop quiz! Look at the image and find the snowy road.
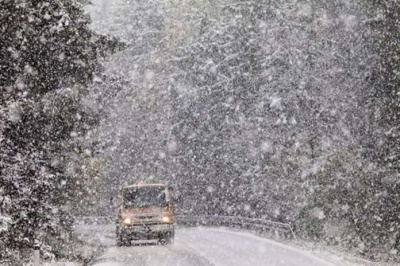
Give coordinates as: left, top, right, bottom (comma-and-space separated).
92, 228, 337, 266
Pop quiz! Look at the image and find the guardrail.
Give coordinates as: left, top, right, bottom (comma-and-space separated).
175, 215, 297, 240
74, 215, 296, 240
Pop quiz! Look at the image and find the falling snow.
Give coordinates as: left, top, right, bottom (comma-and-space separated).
1, 0, 400, 265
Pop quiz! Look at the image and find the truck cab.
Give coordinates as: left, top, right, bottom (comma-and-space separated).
116, 183, 175, 246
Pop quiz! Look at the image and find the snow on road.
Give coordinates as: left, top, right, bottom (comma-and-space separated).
93, 228, 337, 266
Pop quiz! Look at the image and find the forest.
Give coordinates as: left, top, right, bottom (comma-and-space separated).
1, 0, 400, 264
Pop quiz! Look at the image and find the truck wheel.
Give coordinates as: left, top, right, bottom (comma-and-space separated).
116, 237, 125, 247
116, 229, 126, 247
160, 235, 174, 245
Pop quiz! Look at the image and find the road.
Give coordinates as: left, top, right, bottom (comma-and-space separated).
92, 227, 337, 266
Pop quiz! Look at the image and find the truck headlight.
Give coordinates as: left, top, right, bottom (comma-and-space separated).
123, 218, 132, 225
161, 214, 173, 223
162, 216, 171, 223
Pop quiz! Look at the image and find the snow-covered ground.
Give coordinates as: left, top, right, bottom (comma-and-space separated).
91, 227, 349, 266
38, 225, 395, 266
70, 220, 400, 266
287, 239, 394, 266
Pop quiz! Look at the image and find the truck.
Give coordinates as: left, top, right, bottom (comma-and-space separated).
116, 183, 175, 246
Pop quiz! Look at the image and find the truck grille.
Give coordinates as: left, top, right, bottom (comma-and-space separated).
138, 215, 155, 220
130, 214, 160, 225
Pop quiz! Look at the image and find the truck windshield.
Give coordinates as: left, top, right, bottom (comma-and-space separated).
123, 186, 167, 208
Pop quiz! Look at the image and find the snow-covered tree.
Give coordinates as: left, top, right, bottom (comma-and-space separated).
0, 0, 120, 263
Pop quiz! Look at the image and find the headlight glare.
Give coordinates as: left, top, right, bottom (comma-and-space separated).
161, 213, 173, 223
123, 218, 132, 225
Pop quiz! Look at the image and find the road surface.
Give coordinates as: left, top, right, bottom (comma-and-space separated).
92, 227, 337, 266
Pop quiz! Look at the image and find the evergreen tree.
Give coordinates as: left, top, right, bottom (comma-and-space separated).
0, 0, 120, 263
